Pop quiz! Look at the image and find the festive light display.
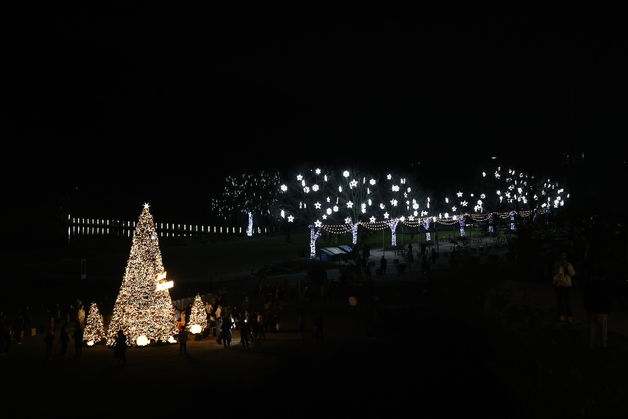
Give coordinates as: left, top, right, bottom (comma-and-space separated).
279, 165, 569, 254
211, 171, 280, 237
107, 204, 177, 346
459, 215, 466, 237
423, 218, 431, 241
188, 294, 207, 334
83, 302, 105, 346
310, 225, 322, 259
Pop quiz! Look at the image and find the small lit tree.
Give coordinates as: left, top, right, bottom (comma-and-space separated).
83, 302, 106, 346
188, 294, 207, 334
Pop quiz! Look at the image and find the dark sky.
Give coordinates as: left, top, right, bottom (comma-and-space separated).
3, 8, 627, 223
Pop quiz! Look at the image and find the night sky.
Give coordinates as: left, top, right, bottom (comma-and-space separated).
3, 8, 627, 233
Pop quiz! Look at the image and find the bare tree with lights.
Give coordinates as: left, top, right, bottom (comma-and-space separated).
107, 204, 177, 346
212, 171, 280, 237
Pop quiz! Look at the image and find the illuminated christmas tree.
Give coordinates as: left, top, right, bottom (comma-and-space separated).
188, 294, 207, 334
83, 302, 106, 346
107, 204, 177, 346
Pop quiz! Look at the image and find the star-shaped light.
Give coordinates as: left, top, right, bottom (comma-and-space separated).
461, 201, 468, 207
345, 217, 352, 224
314, 220, 322, 228
297, 174, 303, 181
369, 179, 376, 185
315, 168, 321, 175
287, 215, 294, 223
452, 206, 457, 212
346, 201, 353, 208
383, 212, 389, 219
369, 216, 376, 223
322, 215, 327, 220
457, 192, 463, 197
144, 203, 150, 209
390, 199, 398, 207
386, 174, 392, 180
314, 202, 322, 209
280, 184, 288, 192
349, 179, 358, 188
303, 187, 310, 193
400, 216, 406, 221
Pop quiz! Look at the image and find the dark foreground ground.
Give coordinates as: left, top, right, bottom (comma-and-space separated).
4, 256, 628, 418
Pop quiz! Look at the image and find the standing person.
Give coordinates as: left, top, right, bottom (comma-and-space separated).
0, 312, 9, 355
59, 325, 69, 356
584, 260, 612, 349
12, 312, 24, 345
552, 251, 576, 323
407, 243, 414, 266
239, 317, 250, 350
313, 316, 324, 342
73, 325, 84, 358
77, 304, 86, 329
220, 314, 233, 349
215, 315, 223, 343
380, 255, 387, 276
256, 312, 265, 342
114, 330, 127, 365
44, 330, 54, 361
185, 303, 193, 327
178, 327, 188, 355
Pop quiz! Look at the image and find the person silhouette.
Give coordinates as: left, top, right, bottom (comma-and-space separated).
114, 330, 127, 364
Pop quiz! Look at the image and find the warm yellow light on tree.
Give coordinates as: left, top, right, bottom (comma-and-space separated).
189, 324, 202, 334
136, 335, 149, 346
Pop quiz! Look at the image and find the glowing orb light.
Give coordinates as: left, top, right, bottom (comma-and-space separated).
190, 324, 202, 334
136, 335, 149, 346
87, 340, 95, 347
168, 336, 177, 344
